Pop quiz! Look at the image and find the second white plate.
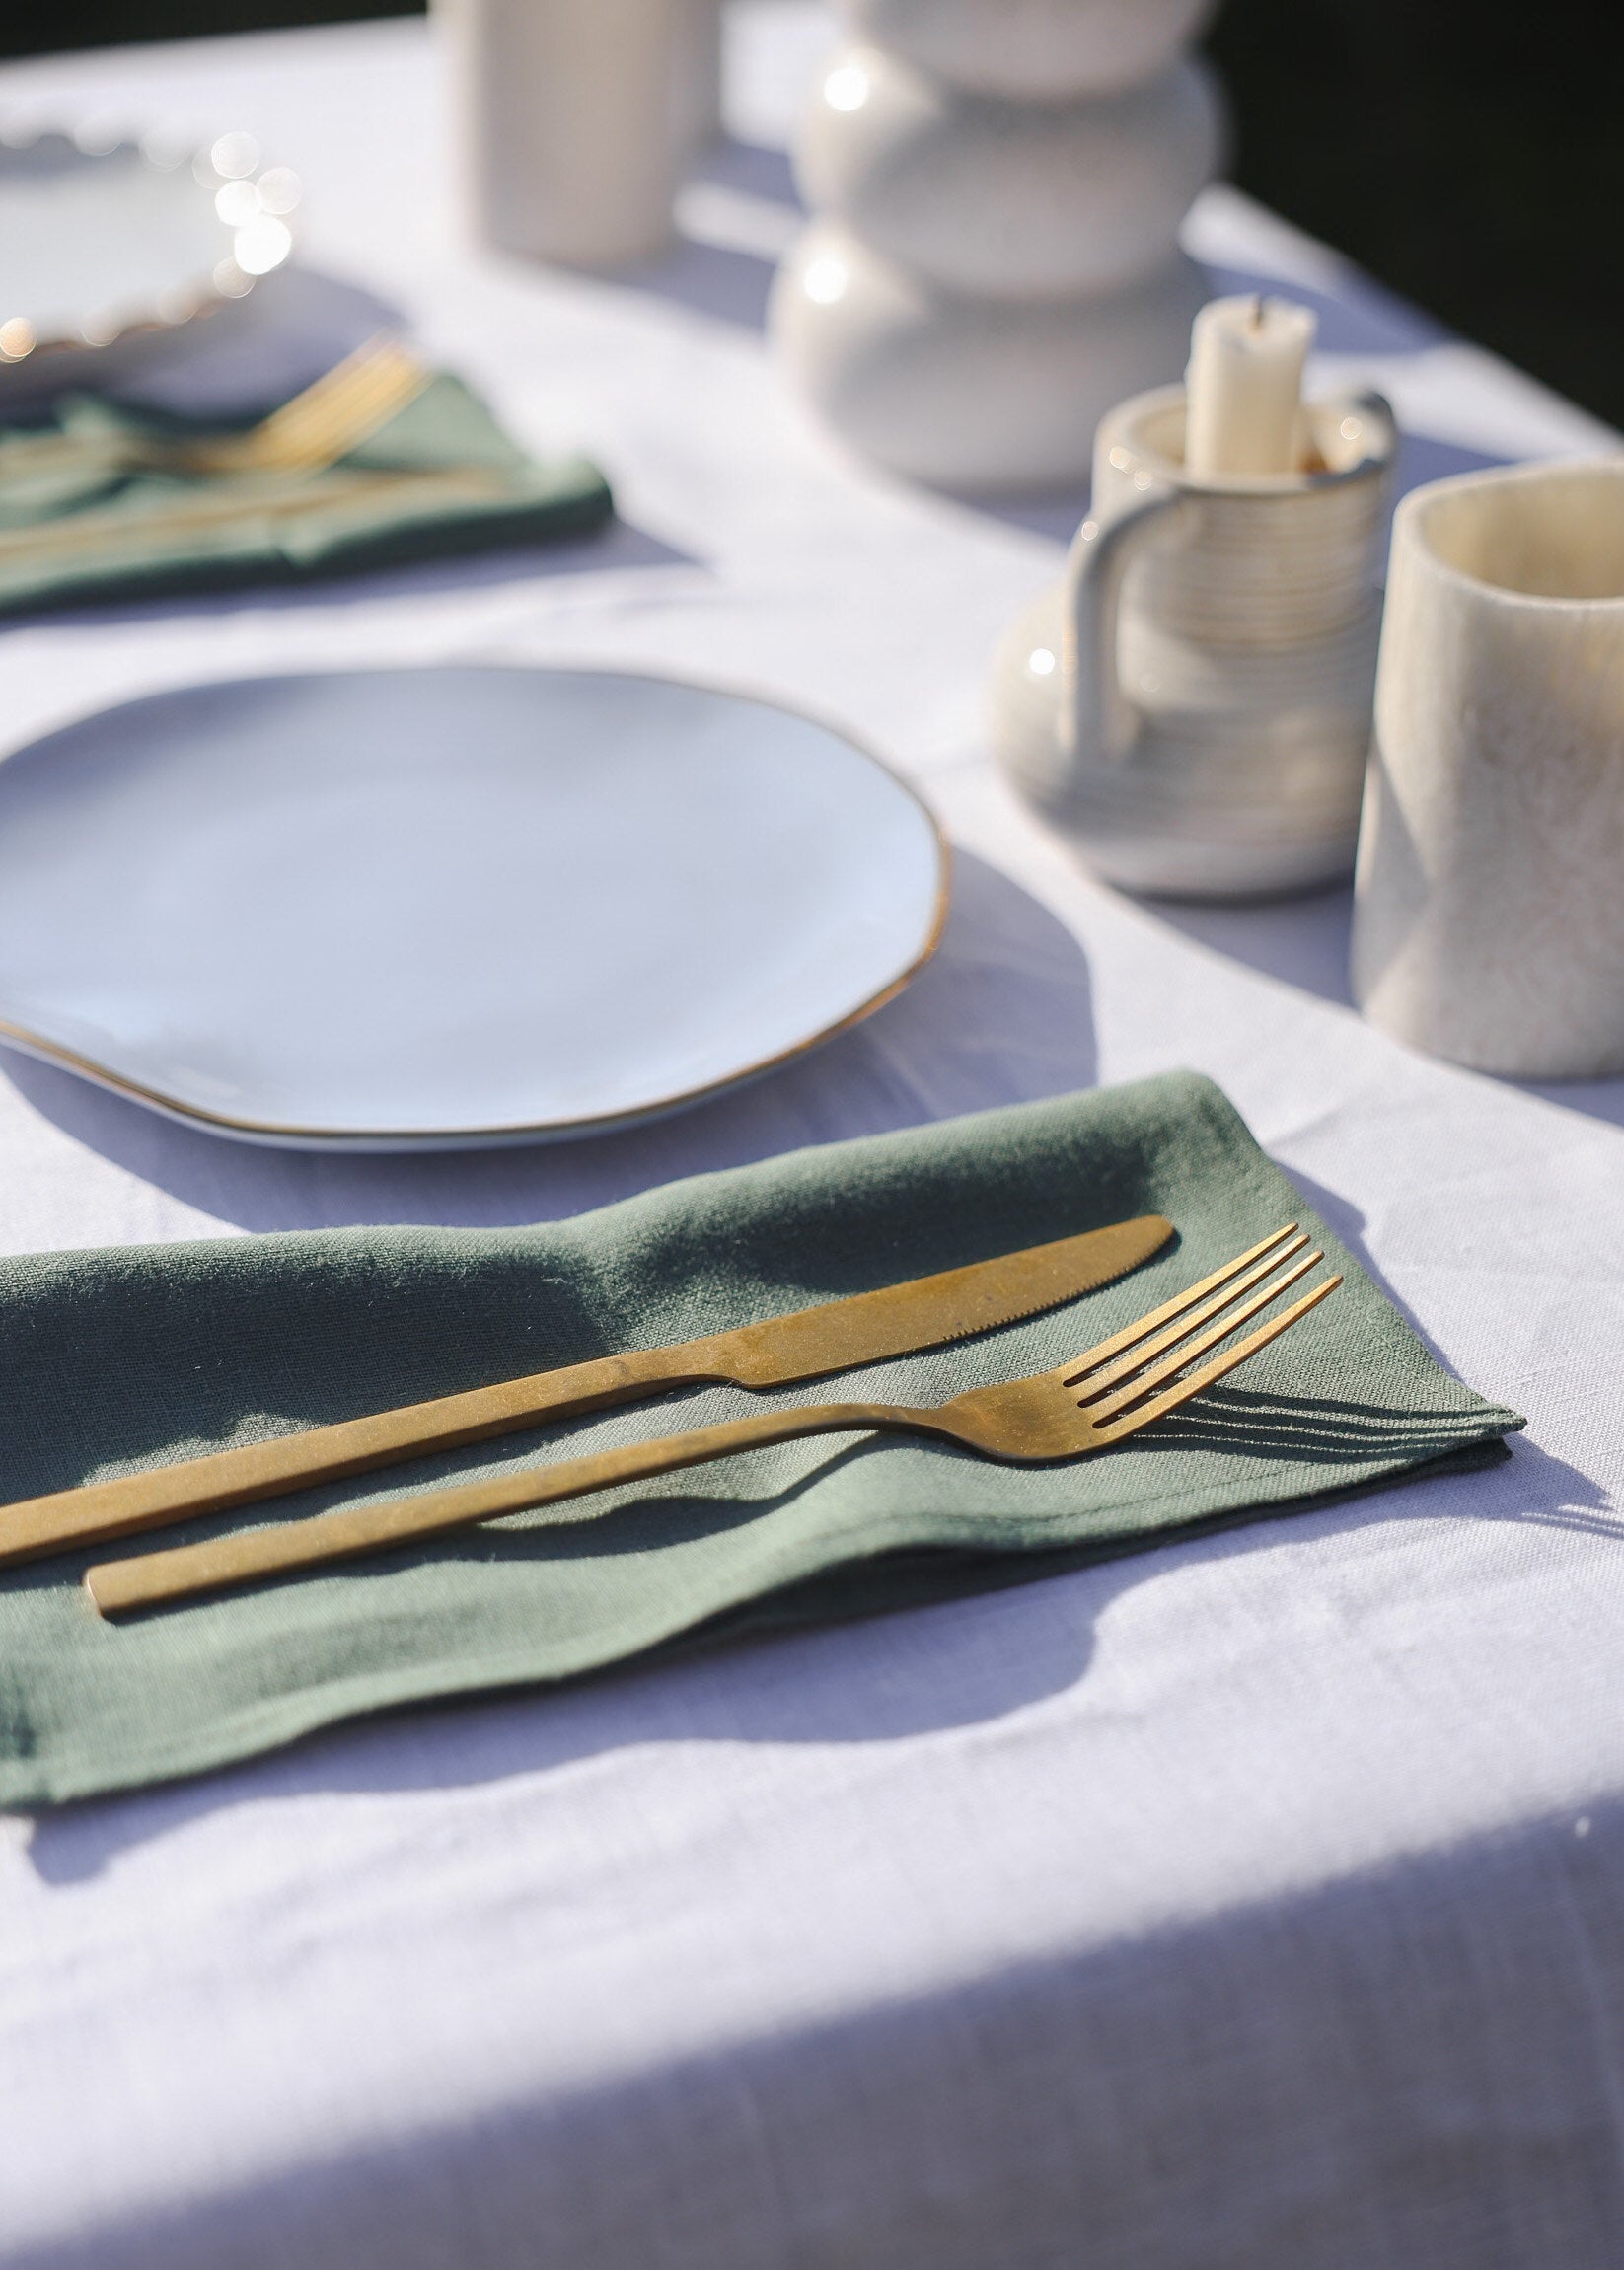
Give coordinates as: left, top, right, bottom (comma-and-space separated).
0, 130, 295, 399
0, 666, 947, 1148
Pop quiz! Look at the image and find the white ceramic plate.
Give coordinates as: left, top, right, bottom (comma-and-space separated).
0, 667, 948, 1148
0, 130, 296, 400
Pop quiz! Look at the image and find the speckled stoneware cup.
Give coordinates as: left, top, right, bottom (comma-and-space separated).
1352, 458, 1624, 1077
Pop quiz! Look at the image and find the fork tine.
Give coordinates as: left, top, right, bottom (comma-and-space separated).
218, 338, 428, 473
1061, 1223, 1301, 1387
1088, 1273, 1342, 1443
252, 337, 417, 433
245, 370, 425, 469
1082, 1247, 1327, 1428
1085, 1253, 1326, 1426
1070, 1229, 1310, 1403
261, 354, 421, 447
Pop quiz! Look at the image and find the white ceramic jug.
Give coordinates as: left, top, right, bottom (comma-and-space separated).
991, 382, 1396, 897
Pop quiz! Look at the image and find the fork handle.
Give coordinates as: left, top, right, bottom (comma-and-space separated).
0, 1341, 749, 1572
85, 1399, 924, 1616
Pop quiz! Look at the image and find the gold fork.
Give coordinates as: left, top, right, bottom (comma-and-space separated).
167, 335, 431, 476
0, 334, 430, 483
85, 1226, 1340, 1617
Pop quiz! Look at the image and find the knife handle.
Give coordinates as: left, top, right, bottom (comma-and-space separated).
0, 1340, 723, 1569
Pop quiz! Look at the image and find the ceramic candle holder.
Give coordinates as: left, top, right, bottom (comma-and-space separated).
1352, 459, 1624, 1077
991, 382, 1397, 898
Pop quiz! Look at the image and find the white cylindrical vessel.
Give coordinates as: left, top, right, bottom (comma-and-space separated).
1353, 459, 1624, 1076
440, 0, 682, 267
671, 0, 724, 162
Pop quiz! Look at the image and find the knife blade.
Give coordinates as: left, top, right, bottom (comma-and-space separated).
0, 1212, 1172, 1568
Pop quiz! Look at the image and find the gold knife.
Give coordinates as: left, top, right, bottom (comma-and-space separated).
0, 1213, 1172, 1569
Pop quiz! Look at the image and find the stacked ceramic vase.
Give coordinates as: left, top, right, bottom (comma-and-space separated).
771, 0, 1224, 492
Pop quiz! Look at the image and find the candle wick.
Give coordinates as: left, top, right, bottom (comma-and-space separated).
1249, 294, 1266, 331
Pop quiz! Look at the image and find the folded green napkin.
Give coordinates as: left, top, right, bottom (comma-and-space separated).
0, 371, 613, 616
0, 1072, 1520, 1807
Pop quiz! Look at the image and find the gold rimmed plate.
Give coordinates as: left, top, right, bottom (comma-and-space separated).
0, 127, 296, 400
0, 666, 948, 1150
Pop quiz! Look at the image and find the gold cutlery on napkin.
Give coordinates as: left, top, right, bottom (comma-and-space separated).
0, 335, 483, 569
0, 465, 519, 564
86, 1226, 1340, 1616
0, 1214, 1175, 1570
0, 333, 430, 485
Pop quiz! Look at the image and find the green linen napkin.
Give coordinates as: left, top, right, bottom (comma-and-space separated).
0, 371, 613, 616
0, 1071, 1520, 1807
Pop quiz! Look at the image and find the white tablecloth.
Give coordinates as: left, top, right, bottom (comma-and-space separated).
3, 13, 1623, 2267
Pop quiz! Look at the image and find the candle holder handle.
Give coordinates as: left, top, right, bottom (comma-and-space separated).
1060, 482, 1186, 767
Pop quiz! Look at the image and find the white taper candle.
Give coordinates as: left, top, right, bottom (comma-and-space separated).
1183, 294, 1317, 478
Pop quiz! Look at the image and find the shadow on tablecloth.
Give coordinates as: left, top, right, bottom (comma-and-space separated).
23, 1413, 1605, 1888
1144, 892, 1624, 1135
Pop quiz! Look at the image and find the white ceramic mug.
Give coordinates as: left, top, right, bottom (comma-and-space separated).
991, 382, 1396, 897
1352, 458, 1624, 1076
